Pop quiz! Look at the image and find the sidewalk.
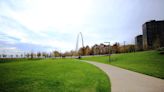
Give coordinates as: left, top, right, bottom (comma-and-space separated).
84, 60, 164, 92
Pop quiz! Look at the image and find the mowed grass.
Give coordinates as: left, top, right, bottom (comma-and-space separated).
82, 50, 164, 79
0, 59, 110, 92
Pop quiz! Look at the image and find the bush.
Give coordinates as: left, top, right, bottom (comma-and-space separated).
159, 51, 164, 55
157, 47, 164, 51
157, 47, 164, 55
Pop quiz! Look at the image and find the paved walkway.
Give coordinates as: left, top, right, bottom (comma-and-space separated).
83, 60, 164, 92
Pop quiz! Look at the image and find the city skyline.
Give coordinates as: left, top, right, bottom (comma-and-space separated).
0, 0, 164, 53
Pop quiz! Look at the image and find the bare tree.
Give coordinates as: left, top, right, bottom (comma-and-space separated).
53, 51, 60, 58
37, 52, 41, 58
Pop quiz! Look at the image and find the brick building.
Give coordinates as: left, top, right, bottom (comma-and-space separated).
142, 20, 164, 50
135, 35, 143, 51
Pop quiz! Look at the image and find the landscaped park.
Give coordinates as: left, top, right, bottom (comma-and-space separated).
0, 50, 164, 92
0, 59, 110, 92
1, 0, 164, 92
82, 50, 164, 79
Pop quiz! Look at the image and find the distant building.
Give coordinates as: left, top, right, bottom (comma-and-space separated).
135, 35, 143, 51
142, 20, 164, 50
91, 44, 109, 55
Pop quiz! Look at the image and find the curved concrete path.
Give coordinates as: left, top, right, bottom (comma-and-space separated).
83, 60, 164, 92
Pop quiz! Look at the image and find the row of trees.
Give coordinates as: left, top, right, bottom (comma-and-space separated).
0, 54, 24, 58
0, 51, 61, 58
64, 43, 135, 56
0, 43, 135, 58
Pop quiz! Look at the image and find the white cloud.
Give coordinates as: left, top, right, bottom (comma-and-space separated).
6, 0, 93, 32
0, 0, 164, 52
0, 46, 25, 55
0, 0, 96, 51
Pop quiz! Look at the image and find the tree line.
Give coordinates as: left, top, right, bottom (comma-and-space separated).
64, 42, 135, 56
0, 42, 135, 58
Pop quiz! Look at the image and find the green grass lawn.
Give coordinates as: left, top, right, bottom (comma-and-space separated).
0, 58, 110, 92
82, 50, 164, 79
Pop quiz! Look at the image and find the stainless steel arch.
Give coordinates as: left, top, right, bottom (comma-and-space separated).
76, 32, 84, 52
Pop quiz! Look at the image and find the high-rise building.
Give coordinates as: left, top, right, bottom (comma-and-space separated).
142, 20, 164, 50
135, 35, 143, 51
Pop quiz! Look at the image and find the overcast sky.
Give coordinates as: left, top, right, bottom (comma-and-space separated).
0, 0, 164, 53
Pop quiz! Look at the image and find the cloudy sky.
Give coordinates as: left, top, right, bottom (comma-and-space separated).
0, 0, 164, 53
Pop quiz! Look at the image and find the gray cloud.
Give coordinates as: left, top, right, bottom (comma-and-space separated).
0, 0, 164, 52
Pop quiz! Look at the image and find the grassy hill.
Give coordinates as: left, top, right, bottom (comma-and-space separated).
82, 50, 164, 79
0, 59, 110, 92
